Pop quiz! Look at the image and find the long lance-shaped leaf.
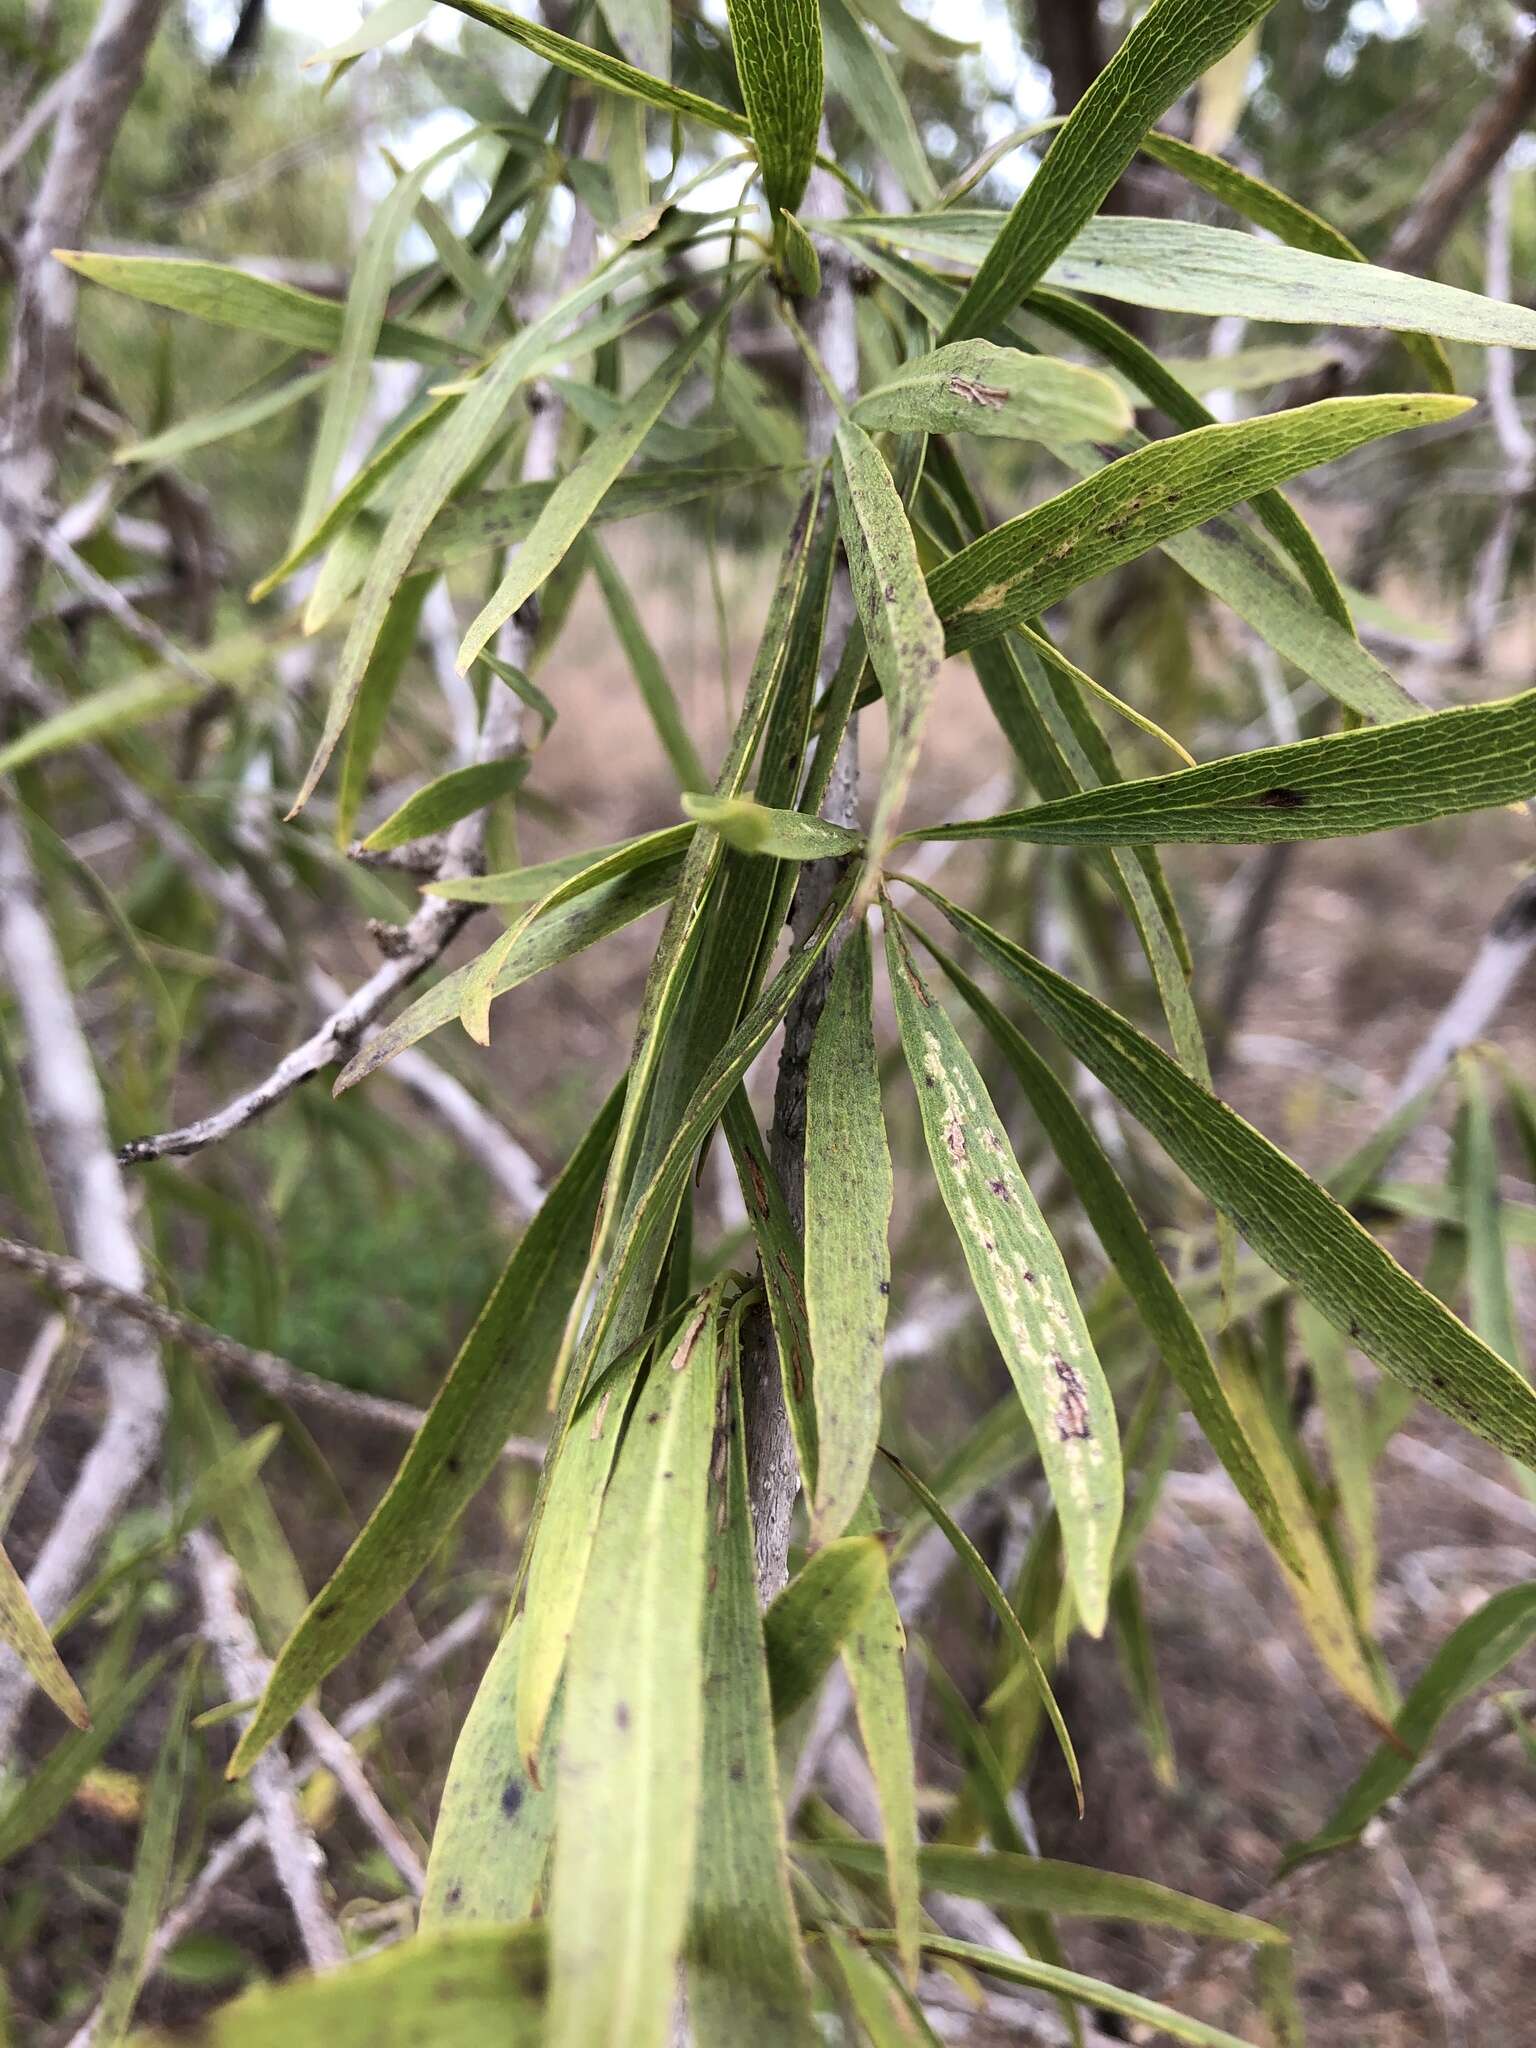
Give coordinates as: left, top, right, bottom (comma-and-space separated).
558, 868, 857, 1414
458, 825, 694, 1044
805, 925, 893, 1542
1047, 215, 1536, 352
909, 925, 1304, 1581
854, 207, 1536, 353
833, 418, 944, 886
114, 367, 327, 467
1282, 1580, 1536, 1872
516, 881, 848, 1764
1300, 1301, 1377, 1625
0, 1538, 88, 1732
425, 829, 691, 903
53, 250, 463, 364
1456, 1054, 1528, 1378
545, 481, 832, 1406
548, 1291, 722, 2048
841, 1498, 922, 1988
852, 1930, 1259, 2048
930, 394, 1471, 652
762, 1535, 887, 1723
682, 793, 863, 862
884, 914, 1123, 1633
689, 1336, 819, 2046
589, 538, 709, 790
421, 1616, 559, 1927
129, 1925, 547, 2046
907, 685, 1536, 848
824, 1935, 944, 2048
881, 1449, 1081, 1813
853, 340, 1132, 446
226, 1092, 619, 1777
821, 0, 936, 208
726, 0, 821, 218
296, 127, 485, 544
437, 0, 750, 134
913, 882, 1536, 1471
94, 1649, 201, 2041
844, 240, 1407, 715
941, 0, 1279, 340
334, 856, 683, 1092
362, 755, 529, 854
336, 573, 432, 848
292, 239, 710, 812
805, 1840, 1283, 1945
457, 285, 745, 669
1212, 1336, 1389, 1726
1136, 129, 1452, 389
0, 1648, 170, 1862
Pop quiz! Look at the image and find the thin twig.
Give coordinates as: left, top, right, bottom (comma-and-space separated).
186, 1529, 346, 1970
0, 1233, 545, 1459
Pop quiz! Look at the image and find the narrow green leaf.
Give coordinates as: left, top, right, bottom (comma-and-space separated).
426, 829, 694, 905
852, 1931, 1261, 2048
1048, 215, 1536, 352
227, 1093, 618, 1777
912, 926, 1303, 1580
421, 1616, 559, 1926
361, 755, 529, 853
833, 419, 944, 883
883, 914, 1122, 1634
881, 1448, 1081, 1811
683, 792, 863, 863
1109, 1568, 1176, 1788
941, 0, 1279, 340
930, 395, 1472, 652
290, 239, 690, 813
599, 0, 669, 80
762, 1536, 886, 1723
1300, 1302, 1377, 1624
457, 288, 744, 671
821, 0, 937, 207
548, 1294, 723, 2048
113, 368, 326, 467
575, 541, 694, 791
337, 574, 431, 848
1284, 1581, 1536, 1871
334, 857, 683, 1092
0, 1650, 170, 1863
548, 374, 731, 462
825, 1933, 944, 2046
689, 1342, 818, 2045
1012, 618, 1195, 767
849, 0, 976, 69
840, 1505, 921, 1988
1138, 128, 1451, 389
807, 1841, 1284, 1944
0, 1539, 87, 1732
127, 1926, 546, 2047
1457, 1053, 1527, 1376
804, 927, 893, 1542
0, 632, 267, 776
853, 341, 1132, 445
296, 129, 483, 544
774, 210, 821, 297
725, 0, 821, 217
55, 251, 461, 364
915, 883, 1536, 1472
910, 685, 1536, 846
437, 0, 750, 136
95, 1650, 201, 2043
458, 826, 693, 1045
306, 0, 432, 66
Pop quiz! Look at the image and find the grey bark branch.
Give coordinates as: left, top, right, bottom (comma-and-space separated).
185, 1529, 346, 1971
0, 1232, 545, 1460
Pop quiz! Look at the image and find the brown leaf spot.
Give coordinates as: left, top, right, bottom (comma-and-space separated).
1052, 1357, 1093, 1441
615, 1701, 631, 1731
501, 1778, 524, 1819
1257, 786, 1307, 810
947, 373, 1008, 409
